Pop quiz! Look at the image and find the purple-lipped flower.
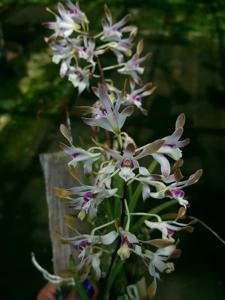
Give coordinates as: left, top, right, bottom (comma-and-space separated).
145, 219, 192, 241
64, 230, 118, 278
118, 40, 150, 84
61, 142, 101, 175
45, 1, 89, 38
146, 113, 190, 177
123, 81, 156, 113
68, 66, 90, 93
105, 139, 164, 181
62, 184, 118, 220
48, 37, 81, 77
82, 84, 133, 134
117, 228, 142, 260
101, 4, 137, 43
135, 169, 203, 206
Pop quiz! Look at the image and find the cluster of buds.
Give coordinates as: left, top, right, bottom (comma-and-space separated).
45, 2, 202, 298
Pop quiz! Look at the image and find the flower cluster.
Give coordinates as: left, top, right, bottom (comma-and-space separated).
44, 2, 202, 298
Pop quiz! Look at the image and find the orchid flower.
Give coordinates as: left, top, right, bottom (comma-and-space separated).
151, 113, 190, 177
62, 143, 101, 175
144, 219, 193, 241
95, 164, 116, 189
83, 84, 133, 134
78, 37, 104, 67
105, 140, 164, 181
63, 184, 118, 220
68, 66, 90, 93
46, 1, 88, 38
135, 169, 203, 206
48, 37, 81, 77
64, 230, 119, 254
123, 81, 156, 113
102, 33, 135, 63
101, 5, 137, 43
64, 230, 118, 278
144, 245, 176, 280
60, 124, 101, 175
117, 228, 142, 260
118, 40, 150, 84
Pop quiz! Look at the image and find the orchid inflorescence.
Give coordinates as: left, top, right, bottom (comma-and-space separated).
43, 1, 203, 298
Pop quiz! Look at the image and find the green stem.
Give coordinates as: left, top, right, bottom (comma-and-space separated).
73, 272, 89, 300
101, 259, 124, 300
129, 160, 157, 213
117, 133, 123, 151
106, 199, 114, 220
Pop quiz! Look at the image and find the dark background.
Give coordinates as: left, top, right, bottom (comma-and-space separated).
0, 0, 225, 299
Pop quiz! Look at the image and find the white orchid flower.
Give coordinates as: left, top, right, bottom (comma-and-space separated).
68, 66, 90, 93
117, 228, 142, 260
106, 140, 164, 182
65, 230, 118, 278
151, 114, 190, 177
46, 1, 88, 38
48, 37, 81, 77
135, 169, 203, 205
118, 40, 150, 84
145, 219, 192, 241
144, 245, 176, 280
83, 84, 133, 134
123, 81, 156, 114
101, 5, 137, 43
61, 143, 101, 175
64, 185, 118, 220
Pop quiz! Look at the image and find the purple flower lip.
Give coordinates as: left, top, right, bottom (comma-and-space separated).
121, 235, 135, 249
100, 108, 108, 115
121, 159, 134, 168
171, 188, 185, 198
74, 70, 84, 80
79, 240, 88, 250
131, 61, 138, 68
72, 152, 80, 158
165, 143, 176, 148
167, 228, 175, 237
133, 95, 141, 102
83, 191, 93, 202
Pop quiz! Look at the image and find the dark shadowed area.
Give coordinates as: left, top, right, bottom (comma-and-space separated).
0, 0, 225, 299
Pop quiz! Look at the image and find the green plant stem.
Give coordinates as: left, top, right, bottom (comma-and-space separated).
101, 183, 128, 299
106, 199, 114, 220
132, 199, 177, 231
73, 271, 89, 300
129, 160, 157, 213
101, 259, 125, 300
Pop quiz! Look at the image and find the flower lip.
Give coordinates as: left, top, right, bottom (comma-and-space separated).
133, 95, 141, 102
121, 235, 135, 249
121, 158, 134, 168
79, 240, 89, 250
72, 152, 80, 158
69, 8, 79, 15
165, 143, 176, 148
171, 188, 185, 198
83, 191, 94, 202
167, 228, 175, 237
